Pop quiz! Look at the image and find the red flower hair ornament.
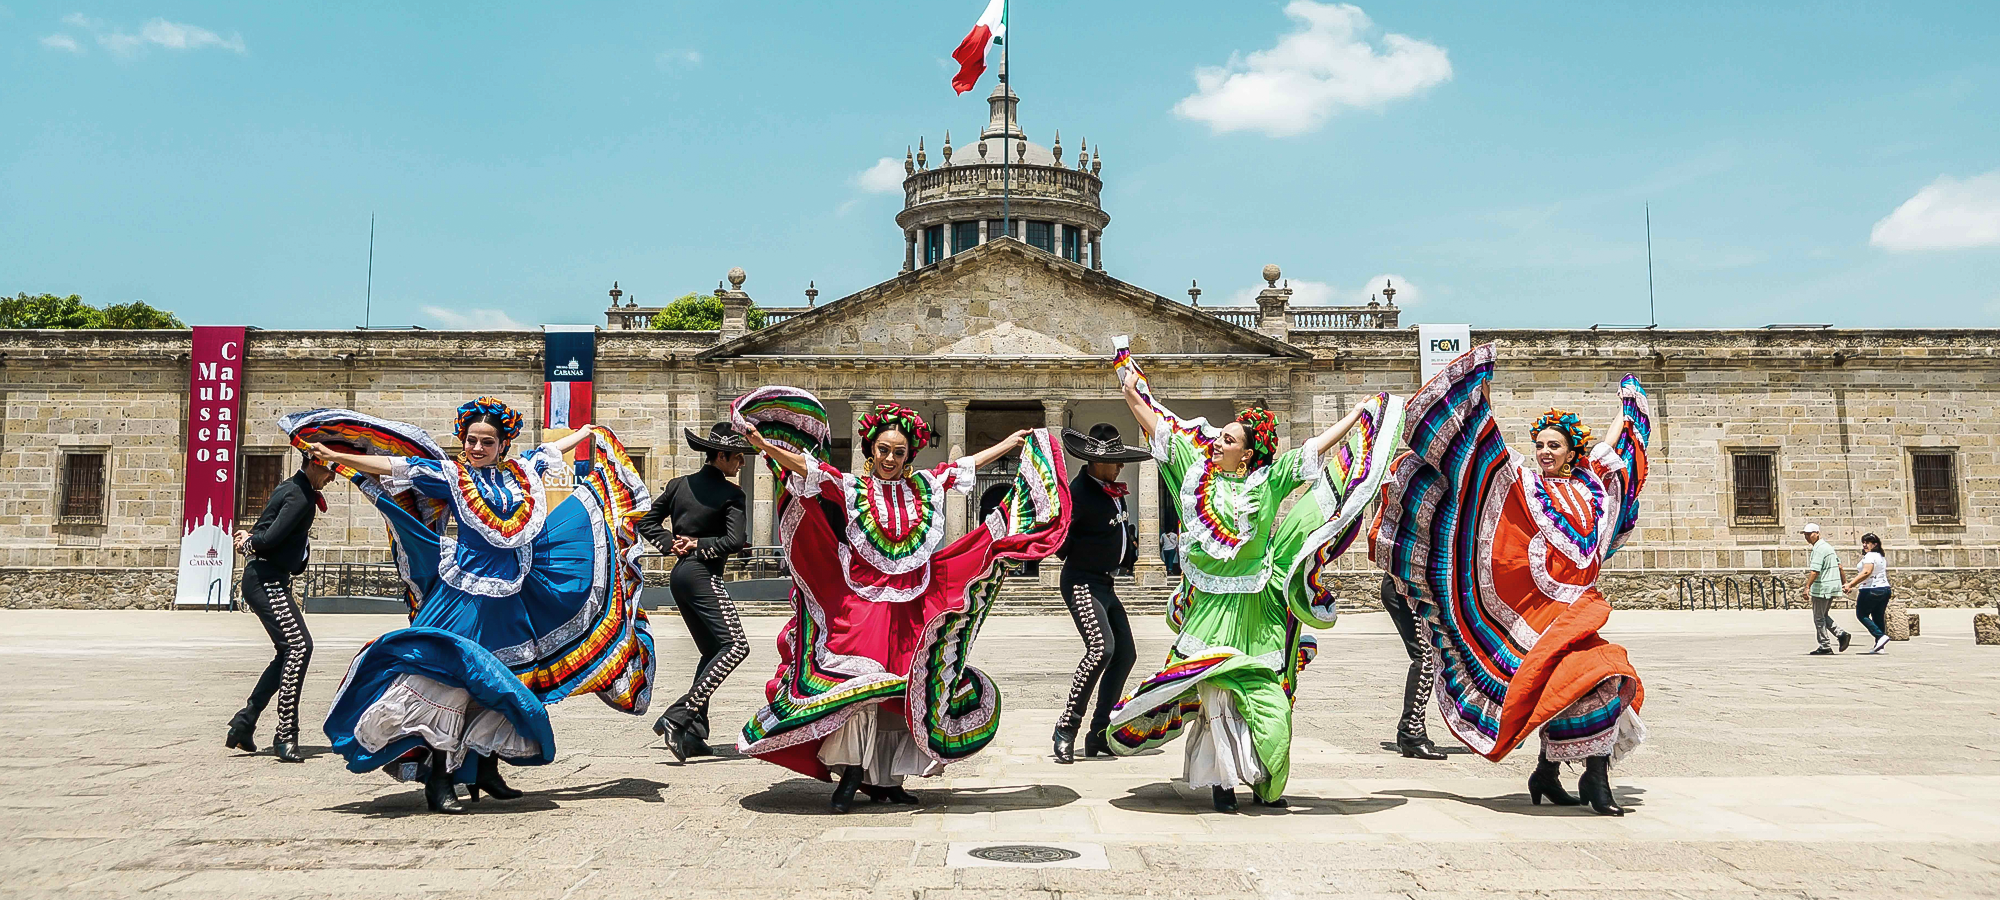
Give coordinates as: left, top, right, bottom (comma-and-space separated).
1233, 407, 1280, 471
858, 403, 934, 452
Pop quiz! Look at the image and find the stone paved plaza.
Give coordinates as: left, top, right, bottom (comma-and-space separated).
3, 606, 1998, 899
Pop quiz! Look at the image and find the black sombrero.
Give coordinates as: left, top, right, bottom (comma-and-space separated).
1063, 423, 1151, 463
684, 421, 758, 455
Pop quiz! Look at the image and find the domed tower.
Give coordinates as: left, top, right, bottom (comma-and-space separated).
895, 63, 1109, 273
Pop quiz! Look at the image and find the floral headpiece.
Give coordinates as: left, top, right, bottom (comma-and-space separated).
859, 403, 934, 451
1529, 408, 1592, 450
455, 396, 524, 442
1234, 407, 1280, 471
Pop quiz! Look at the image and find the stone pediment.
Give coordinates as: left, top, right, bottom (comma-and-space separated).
697, 238, 1305, 361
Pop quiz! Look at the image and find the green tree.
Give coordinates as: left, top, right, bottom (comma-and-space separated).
0, 293, 187, 329
647, 292, 768, 331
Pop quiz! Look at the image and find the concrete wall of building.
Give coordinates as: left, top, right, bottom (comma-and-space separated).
1, 325, 1994, 609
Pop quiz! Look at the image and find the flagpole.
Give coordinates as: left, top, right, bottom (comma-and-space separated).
1001, 0, 1010, 240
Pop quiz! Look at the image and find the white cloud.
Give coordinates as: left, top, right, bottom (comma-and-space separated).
1220, 274, 1418, 306
54, 15, 246, 56
421, 306, 530, 330
854, 157, 905, 193
655, 48, 701, 69
1870, 171, 2000, 251
1173, 1, 1450, 137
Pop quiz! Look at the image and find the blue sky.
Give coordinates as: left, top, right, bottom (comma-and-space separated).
4, 1, 1996, 330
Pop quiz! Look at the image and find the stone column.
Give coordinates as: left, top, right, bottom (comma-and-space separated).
1040, 398, 1067, 587
749, 461, 773, 549
977, 219, 989, 245
1254, 264, 1292, 343
903, 229, 917, 273
718, 267, 751, 342
1135, 458, 1166, 587
944, 399, 971, 540
850, 399, 871, 473
1090, 231, 1104, 271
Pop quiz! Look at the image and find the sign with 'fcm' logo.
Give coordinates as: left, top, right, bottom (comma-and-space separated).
1418, 324, 1472, 385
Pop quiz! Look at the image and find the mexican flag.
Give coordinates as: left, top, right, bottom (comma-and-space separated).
951, 0, 1005, 94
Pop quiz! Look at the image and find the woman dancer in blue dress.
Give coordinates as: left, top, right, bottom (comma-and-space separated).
288, 397, 655, 814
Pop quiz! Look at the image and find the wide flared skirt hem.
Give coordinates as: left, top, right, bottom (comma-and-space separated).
324, 627, 557, 783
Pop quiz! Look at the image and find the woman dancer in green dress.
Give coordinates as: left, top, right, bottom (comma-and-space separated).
1104, 338, 1403, 811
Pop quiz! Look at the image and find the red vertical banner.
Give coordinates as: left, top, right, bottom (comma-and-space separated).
175, 326, 247, 608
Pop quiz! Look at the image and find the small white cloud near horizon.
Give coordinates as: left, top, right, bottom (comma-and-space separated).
47, 14, 245, 56
421, 306, 531, 330
854, 157, 905, 193
655, 48, 701, 69
1870, 171, 2000, 251
1174, 1, 1451, 137
1222, 273, 1418, 307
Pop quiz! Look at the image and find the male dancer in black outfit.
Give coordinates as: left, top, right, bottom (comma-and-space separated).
637, 423, 755, 761
227, 452, 334, 763
1381, 573, 1447, 759
1051, 424, 1151, 764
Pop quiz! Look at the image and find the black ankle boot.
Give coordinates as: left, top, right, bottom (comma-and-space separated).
272, 740, 303, 763
225, 712, 258, 754
469, 754, 522, 801
1528, 752, 1580, 806
1397, 735, 1448, 761
424, 751, 468, 815
1051, 726, 1076, 764
830, 765, 864, 813
1083, 729, 1112, 759
1578, 755, 1625, 816
1211, 786, 1238, 812
654, 715, 688, 763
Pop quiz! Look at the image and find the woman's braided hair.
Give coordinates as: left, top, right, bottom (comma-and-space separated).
454, 396, 524, 442
1234, 407, 1280, 471
858, 403, 933, 451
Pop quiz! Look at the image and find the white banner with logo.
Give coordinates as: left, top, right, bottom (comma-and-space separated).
1418, 324, 1472, 386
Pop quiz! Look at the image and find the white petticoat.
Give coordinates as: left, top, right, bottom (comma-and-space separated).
352, 673, 541, 778
1182, 681, 1267, 791
816, 702, 941, 787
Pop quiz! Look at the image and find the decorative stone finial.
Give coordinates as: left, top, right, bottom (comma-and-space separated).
1052, 130, 1063, 168
917, 137, 927, 170
714, 281, 726, 298
1382, 279, 1397, 305
977, 140, 988, 160
1091, 147, 1102, 175
1016, 138, 1026, 158
608, 281, 623, 306
805, 280, 819, 306
905, 146, 914, 175
942, 130, 953, 163
1262, 264, 1281, 286
727, 267, 747, 290
1188, 279, 1202, 307
1368, 293, 1380, 307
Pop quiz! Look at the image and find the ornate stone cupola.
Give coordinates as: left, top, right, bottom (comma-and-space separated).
894, 60, 1111, 273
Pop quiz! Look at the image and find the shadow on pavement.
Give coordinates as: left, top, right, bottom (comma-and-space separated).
1108, 781, 1408, 816
738, 779, 1082, 816
1379, 786, 1648, 816
324, 777, 671, 818
1375, 741, 1476, 756
655, 745, 748, 765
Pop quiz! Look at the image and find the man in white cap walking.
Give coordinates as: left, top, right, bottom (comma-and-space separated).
1799, 523, 1851, 655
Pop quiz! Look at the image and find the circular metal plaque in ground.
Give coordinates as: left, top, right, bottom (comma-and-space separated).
966, 845, 1082, 864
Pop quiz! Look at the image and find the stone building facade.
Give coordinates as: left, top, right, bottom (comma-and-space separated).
4, 84, 1995, 610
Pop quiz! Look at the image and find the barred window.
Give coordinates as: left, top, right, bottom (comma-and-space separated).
953, 221, 980, 253
1912, 452, 1960, 523
1730, 451, 1777, 524
60, 452, 107, 524
1063, 225, 1082, 262
923, 225, 945, 265
985, 218, 1018, 242
237, 454, 288, 522
1027, 221, 1054, 252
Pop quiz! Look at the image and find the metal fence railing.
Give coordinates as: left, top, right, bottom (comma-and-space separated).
298, 562, 409, 601
1677, 574, 1792, 610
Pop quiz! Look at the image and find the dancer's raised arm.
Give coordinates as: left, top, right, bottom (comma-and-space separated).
740, 426, 812, 479
543, 424, 597, 457
307, 442, 392, 476
1119, 367, 1160, 438
1301, 399, 1371, 462
967, 430, 1032, 470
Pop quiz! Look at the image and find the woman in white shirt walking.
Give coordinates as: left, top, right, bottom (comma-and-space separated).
1843, 533, 1893, 654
